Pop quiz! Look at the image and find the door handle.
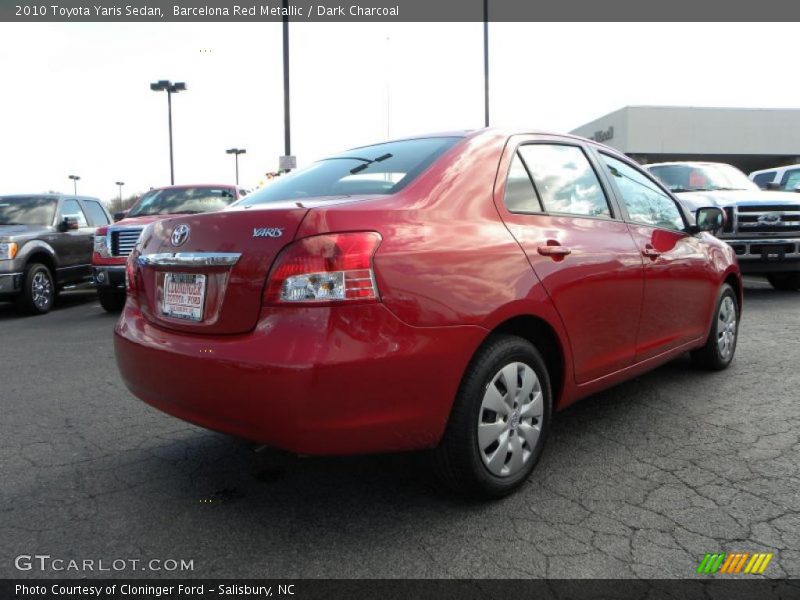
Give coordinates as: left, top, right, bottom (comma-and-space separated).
537, 244, 572, 258
642, 245, 661, 259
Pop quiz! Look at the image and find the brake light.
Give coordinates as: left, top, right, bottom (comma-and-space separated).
125, 252, 139, 296
264, 232, 382, 305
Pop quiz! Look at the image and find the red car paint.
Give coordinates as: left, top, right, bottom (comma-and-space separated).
114, 130, 741, 456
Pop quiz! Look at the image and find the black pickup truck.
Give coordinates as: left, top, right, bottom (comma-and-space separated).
0, 194, 112, 314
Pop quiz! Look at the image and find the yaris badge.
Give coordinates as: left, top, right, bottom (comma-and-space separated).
253, 227, 284, 238
171, 224, 190, 247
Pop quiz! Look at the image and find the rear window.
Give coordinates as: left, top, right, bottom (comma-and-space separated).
128, 187, 237, 217
0, 196, 57, 227
237, 137, 462, 206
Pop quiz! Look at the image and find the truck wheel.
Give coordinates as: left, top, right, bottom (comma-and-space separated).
16, 263, 55, 315
767, 272, 800, 291
690, 283, 739, 371
97, 289, 126, 312
433, 334, 552, 499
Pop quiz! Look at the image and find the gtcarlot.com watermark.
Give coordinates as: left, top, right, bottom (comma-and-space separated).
15, 554, 194, 572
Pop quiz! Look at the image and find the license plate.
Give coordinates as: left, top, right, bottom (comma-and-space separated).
162, 273, 206, 321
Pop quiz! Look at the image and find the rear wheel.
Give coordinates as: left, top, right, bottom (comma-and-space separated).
97, 289, 126, 312
434, 334, 552, 499
16, 263, 55, 315
767, 272, 800, 291
690, 283, 739, 370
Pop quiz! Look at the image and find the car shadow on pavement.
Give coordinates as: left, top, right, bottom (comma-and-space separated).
0, 289, 100, 321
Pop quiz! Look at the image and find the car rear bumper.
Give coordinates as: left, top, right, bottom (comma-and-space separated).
114, 301, 486, 455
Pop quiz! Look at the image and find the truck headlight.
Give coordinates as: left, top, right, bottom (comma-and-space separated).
93, 234, 111, 258
0, 242, 18, 260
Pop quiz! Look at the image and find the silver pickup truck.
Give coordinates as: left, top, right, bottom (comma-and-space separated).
644, 162, 800, 291
0, 194, 112, 314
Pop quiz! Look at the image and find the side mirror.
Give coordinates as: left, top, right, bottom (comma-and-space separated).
113, 211, 128, 222
58, 216, 79, 232
766, 182, 782, 191
693, 207, 725, 233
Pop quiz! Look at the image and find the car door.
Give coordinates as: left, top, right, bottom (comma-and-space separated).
53, 198, 94, 283
496, 136, 645, 384
595, 152, 718, 362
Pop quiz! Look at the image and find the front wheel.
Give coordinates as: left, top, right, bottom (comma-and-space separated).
690, 283, 739, 371
97, 289, 126, 312
16, 263, 56, 315
767, 272, 800, 291
433, 334, 552, 499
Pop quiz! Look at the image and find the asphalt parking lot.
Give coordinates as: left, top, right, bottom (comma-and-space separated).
1, 280, 799, 579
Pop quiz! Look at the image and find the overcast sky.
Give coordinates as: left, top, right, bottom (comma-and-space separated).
0, 22, 798, 202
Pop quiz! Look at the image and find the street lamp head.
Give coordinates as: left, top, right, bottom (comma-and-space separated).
115, 181, 125, 186
226, 148, 246, 155
169, 82, 187, 93
68, 175, 80, 181
150, 80, 170, 91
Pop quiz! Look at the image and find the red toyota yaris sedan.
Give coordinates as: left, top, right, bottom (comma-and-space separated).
115, 130, 741, 497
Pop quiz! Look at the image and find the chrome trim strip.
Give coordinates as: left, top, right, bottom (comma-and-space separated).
137, 252, 242, 267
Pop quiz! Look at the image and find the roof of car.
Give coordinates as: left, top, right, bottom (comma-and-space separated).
750, 164, 800, 175
0, 193, 101, 201
643, 161, 734, 169
148, 184, 237, 190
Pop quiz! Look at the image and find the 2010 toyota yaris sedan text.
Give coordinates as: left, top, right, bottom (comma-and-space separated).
115, 129, 742, 497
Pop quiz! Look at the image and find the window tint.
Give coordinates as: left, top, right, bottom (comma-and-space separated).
0, 196, 57, 226
603, 155, 684, 231
752, 172, 776, 189
83, 200, 110, 226
503, 152, 541, 213
517, 144, 610, 218
60, 199, 88, 227
237, 137, 461, 206
781, 169, 800, 191
128, 186, 237, 217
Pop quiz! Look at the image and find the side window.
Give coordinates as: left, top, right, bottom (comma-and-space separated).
781, 169, 800, 191
517, 144, 611, 218
60, 199, 88, 228
602, 155, 684, 231
503, 152, 542, 213
83, 200, 110, 226
753, 171, 776, 189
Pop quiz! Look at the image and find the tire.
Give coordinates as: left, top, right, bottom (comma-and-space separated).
97, 289, 126, 312
15, 263, 55, 315
767, 272, 800, 291
690, 283, 739, 371
434, 334, 553, 499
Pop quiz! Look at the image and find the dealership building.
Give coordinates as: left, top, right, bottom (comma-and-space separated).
570, 106, 800, 174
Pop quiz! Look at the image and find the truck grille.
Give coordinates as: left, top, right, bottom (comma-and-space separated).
110, 227, 144, 258
735, 205, 800, 235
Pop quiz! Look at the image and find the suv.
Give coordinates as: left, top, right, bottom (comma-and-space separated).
645, 162, 800, 290
749, 164, 800, 192
93, 184, 244, 312
115, 130, 740, 498
0, 194, 112, 314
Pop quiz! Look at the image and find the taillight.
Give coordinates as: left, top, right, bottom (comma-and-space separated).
125, 252, 139, 296
264, 232, 382, 305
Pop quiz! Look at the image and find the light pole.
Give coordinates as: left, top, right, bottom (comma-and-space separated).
483, 0, 490, 127
225, 148, 246, 185
68, 174, 80, 195
282, 0, 292, 171
150, 80, 187, 185
115, 181, 125, 204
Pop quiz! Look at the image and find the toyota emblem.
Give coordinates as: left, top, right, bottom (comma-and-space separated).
171, 224, 190, 247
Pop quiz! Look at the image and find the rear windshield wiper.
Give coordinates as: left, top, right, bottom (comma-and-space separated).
349, 153, 393, 175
